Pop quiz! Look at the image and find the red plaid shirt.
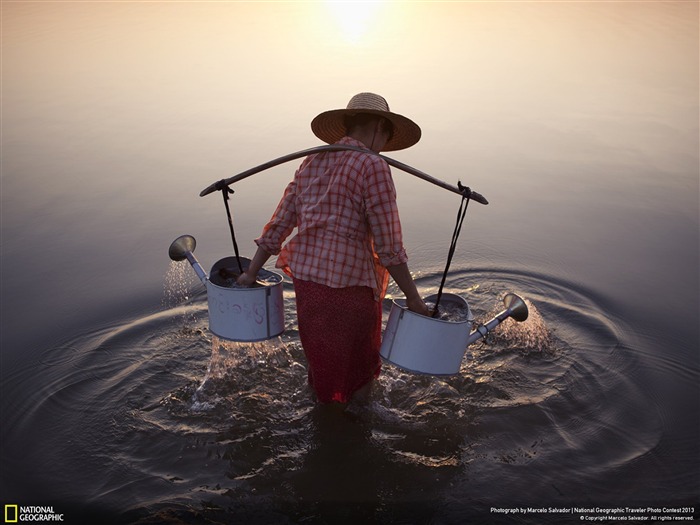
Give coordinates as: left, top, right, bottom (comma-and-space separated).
256, 137, 408, 301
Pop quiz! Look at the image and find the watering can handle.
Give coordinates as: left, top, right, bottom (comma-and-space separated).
199, 145, 489, 205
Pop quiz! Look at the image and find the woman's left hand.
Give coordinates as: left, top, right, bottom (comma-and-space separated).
406, 295, 430, 317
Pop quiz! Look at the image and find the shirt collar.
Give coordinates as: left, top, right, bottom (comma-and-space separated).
337, 136, 370, 150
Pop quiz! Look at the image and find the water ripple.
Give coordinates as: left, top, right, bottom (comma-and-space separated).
3, 264, 682, 521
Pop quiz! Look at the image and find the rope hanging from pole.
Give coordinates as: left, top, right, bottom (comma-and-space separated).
432, 182, 472, 317
215, 179, 244, 274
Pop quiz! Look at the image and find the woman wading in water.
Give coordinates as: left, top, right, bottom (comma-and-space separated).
238, 92, 429, 406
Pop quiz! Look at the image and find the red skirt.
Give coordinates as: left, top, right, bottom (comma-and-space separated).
293, 278, 382, 403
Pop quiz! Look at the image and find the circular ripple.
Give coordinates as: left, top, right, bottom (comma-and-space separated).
5, 266, 671, 519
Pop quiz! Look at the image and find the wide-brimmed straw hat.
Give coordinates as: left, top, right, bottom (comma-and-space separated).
311, 92, 421, 151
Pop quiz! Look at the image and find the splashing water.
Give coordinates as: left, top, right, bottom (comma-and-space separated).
483, 298, 553, 353
190, 337, 311, 413
162, 260, 206, 338
162, 260, 199, 308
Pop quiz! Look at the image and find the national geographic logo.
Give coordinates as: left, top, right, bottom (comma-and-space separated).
3, 505, 17, 523
4, 505, 64, 522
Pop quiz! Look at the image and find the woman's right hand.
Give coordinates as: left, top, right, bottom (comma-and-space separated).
237, 246, 273, 287
236, 270, 258, 287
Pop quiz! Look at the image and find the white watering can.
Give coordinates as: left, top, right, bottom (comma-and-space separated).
168, 235, 285, 342
380, 292, 529, 375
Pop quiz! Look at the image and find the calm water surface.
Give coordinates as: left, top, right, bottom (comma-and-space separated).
1, 2, 698, 524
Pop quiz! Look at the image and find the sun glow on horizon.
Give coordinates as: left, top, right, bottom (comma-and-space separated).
324, 0, 385, 45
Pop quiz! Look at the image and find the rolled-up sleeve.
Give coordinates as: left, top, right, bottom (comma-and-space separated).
363, 157, 408, 267
255, 179, 297, 255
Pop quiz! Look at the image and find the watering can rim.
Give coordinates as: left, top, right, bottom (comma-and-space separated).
208, 255, 285, 289
391, 292, 474, 325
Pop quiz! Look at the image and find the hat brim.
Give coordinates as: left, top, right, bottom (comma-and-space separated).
311, 108, 421, 152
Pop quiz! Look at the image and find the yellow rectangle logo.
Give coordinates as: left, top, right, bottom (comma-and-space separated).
5, 504, 18, 523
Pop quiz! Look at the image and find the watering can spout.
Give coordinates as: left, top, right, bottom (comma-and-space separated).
503, 293, 528, 322
466, 293, 529, 346
168, 234, 208, 284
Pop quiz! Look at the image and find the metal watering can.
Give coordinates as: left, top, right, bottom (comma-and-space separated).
380, 292, 529, 375
168, 235, 285, 342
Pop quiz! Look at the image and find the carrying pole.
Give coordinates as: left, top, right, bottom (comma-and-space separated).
199, 145, 488, 205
